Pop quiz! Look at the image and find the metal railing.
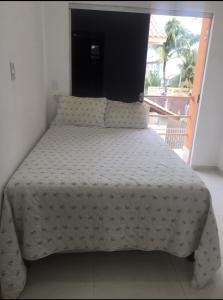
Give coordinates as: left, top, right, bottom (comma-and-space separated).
145, 95, 192, 150
154, 126, 187, 149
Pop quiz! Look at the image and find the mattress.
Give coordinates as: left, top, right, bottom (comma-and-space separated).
0, 126, 221, 299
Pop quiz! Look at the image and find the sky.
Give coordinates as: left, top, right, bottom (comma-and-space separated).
152, 14, 203, 35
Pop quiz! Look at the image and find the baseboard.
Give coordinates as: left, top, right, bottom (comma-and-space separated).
191, 165, 218, 172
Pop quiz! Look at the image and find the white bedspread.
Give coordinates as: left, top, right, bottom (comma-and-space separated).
0, 126, 221, 299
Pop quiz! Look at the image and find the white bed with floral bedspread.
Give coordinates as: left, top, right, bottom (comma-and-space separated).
0, 125, 221, 299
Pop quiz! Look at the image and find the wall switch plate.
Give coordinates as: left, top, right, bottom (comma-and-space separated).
10, 62, 16, 81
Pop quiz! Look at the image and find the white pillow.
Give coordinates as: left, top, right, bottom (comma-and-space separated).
104, 100, 149, 129
51, 96, 107, 127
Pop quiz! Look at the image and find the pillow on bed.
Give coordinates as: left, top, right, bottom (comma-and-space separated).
104, 100, 149, 129
51, 96, 107, 127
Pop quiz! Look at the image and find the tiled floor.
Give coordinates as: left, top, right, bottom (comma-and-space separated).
19, 169, 223, 299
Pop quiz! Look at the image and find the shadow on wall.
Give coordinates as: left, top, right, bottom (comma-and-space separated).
47, 94, 61, 125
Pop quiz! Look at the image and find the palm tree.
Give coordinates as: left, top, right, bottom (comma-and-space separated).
158, 18, 181, 94
179, 47, 197, 89
158, 18, 199, 94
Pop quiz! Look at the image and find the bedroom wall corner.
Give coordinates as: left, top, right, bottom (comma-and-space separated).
0, 1, 47, 195
42, 1, 70, 125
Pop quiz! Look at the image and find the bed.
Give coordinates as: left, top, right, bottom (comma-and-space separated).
0, 125, 221, 299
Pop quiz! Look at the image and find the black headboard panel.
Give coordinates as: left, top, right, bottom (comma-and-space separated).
71, 9, 150, 102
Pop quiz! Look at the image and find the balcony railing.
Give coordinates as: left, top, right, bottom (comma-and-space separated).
144, 95, 192, 150
152, 126, 187, 149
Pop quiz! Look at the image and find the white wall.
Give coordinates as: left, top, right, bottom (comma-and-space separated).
43, 1, 223, 168
43, 1, 70, 123
0, 1, 47, 193
191, 3, 223, 168
218, 143, 223, 171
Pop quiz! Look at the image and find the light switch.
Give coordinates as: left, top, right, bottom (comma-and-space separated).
10, 62, 16, 81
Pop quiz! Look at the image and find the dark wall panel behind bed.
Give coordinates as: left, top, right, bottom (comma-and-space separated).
71, 9, 150, 102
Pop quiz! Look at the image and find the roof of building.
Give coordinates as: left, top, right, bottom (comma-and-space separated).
144, 97, 178, 117
149, 16, 167, 44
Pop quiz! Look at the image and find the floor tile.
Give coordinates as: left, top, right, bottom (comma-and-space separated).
171, 255, 223, 299
93, 251, 186, 299
19, 254, 94, 299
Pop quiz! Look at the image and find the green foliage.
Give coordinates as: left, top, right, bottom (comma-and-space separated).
179, 48, 197, 89
165, 18, 199, 54
180, 117, 188, 127
168, 74, 181, 88
144, 77, 150, 92
157, 17, 199, 93
147, 70, 161, 87
144, 70, 161, 93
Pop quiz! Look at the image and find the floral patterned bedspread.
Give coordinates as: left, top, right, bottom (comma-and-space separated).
0, 126, 221, 299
